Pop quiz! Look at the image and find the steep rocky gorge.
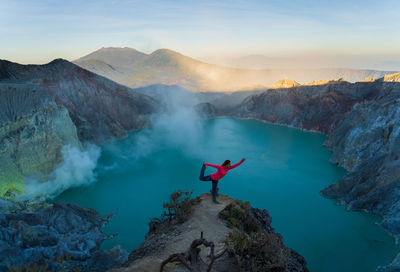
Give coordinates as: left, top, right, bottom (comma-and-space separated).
230, 75, 400, 262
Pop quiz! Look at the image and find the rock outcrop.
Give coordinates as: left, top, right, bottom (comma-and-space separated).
269, 78, 300, 89
0, 200, 128, 272
113, 194, 307, 272
358, 76, 376, 82
0, 84, 80, 196
383, 72, 400, 82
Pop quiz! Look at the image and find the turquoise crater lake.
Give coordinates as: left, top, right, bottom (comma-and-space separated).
55, 118, 399, 271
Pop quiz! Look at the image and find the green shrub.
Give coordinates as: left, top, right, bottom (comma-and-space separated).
149, 190, 201, 232
225, 229, 288, 271
219, 200, 259, 233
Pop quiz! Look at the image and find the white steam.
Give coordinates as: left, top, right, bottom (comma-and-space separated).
151, 106, 203, 151
103, 86, 206, 161
19, 86, 206, 202
134, 87, 204, 158
19, 144, 101, 202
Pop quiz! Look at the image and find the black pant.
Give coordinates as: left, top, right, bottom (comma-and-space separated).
199, 165, 218, 201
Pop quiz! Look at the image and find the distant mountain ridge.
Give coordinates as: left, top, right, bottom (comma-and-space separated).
74, 47, 397, 92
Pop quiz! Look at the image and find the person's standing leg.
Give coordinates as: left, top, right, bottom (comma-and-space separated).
212, 180, 220, 203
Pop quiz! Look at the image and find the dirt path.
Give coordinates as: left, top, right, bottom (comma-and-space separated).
112, 193, 234, 272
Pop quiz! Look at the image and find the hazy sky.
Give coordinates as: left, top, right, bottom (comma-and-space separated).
1, 0, 400, 69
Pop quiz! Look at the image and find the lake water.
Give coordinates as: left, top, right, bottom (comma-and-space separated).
55, 118, 399, 271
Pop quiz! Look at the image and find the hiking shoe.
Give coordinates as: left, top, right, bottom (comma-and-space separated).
213, 200, 221, 204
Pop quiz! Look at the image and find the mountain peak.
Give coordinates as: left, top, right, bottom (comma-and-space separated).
75, 47, 148, 67
45, 59, 77, 70
47, 58, 70, 65
97, 46, 140, 52
269, 78, 300, 89
143, 48, 197, 68
150, 48, 183, 57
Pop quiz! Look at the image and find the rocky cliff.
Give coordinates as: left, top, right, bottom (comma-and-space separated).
231, 75, 399, 135
112, 193, 307, 272
230, 73, 400, 268
0, 59, 159, 197
321, 82, 400, 238
231, 79, 374, 133
0, 84, 80, 196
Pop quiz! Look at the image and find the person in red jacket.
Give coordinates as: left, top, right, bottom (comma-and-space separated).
200, 158, 246, 204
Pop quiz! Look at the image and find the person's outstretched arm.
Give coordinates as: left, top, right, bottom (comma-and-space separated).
204, 162, 221, 169
228, 158, 246, 170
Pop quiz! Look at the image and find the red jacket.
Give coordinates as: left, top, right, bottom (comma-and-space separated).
204, 160, 244, 181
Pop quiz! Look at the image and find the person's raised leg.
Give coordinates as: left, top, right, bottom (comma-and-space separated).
200, 164, 206, 179
200, 164, 211, 181
212, 180, 220, 204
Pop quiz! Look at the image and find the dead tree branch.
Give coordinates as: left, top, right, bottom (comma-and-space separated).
160, 232, 229, 272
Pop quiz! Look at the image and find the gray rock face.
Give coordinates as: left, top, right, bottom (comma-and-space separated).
0, 201, 128, 272
0, 84, 80, 196
322, 85, 400, 239
231, 80, 377, 133
194, 102, 219, 118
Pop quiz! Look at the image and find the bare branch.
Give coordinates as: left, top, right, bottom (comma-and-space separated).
160, 232, 229, 272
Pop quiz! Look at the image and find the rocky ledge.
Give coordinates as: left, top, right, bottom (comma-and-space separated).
0, 200, 128, 272
112, 193, 307, 272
